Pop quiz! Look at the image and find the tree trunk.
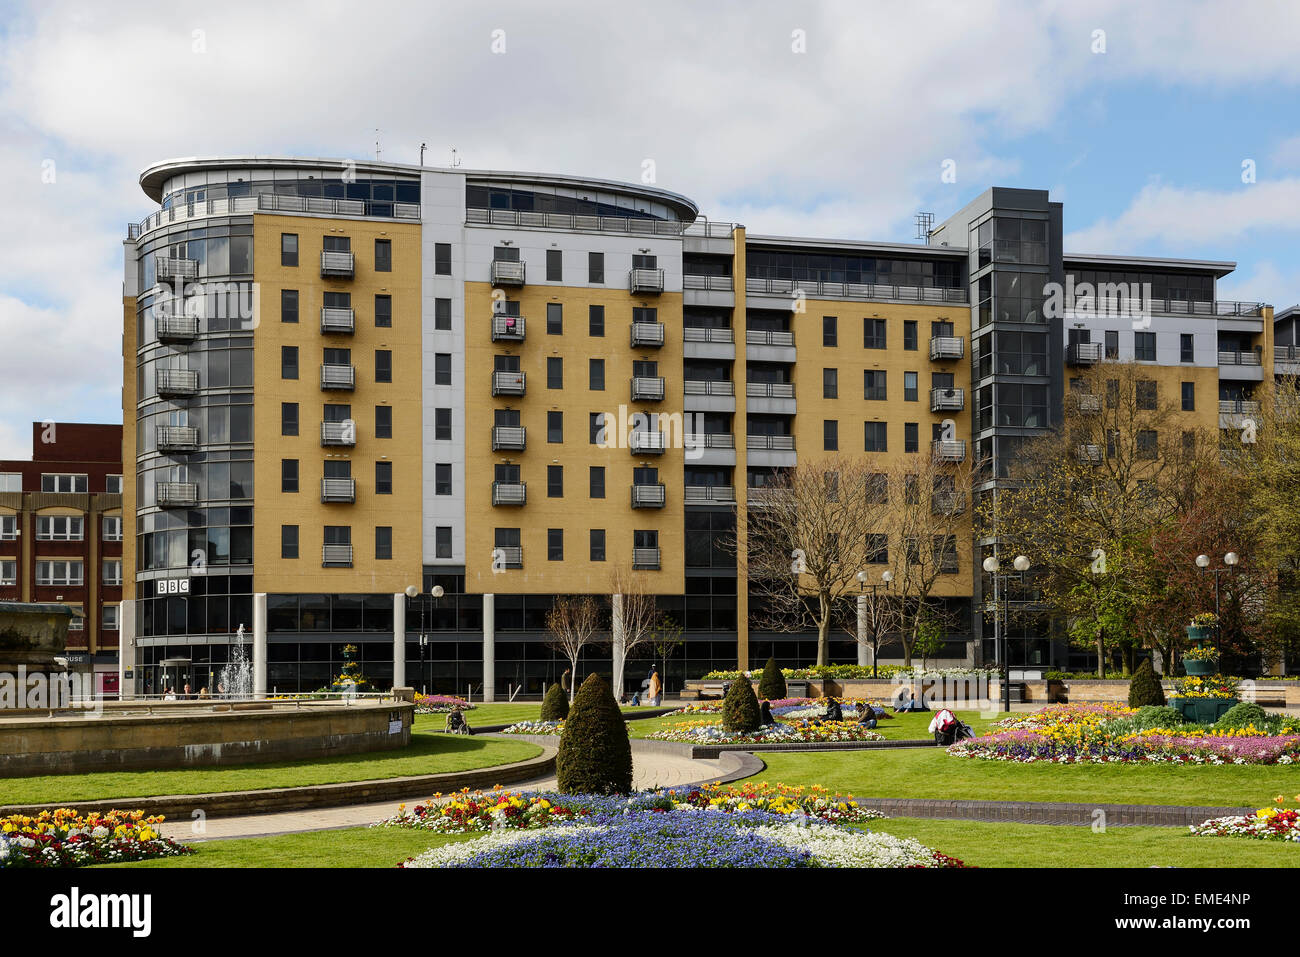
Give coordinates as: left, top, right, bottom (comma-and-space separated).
1095, 632, 1105, 679
903, 618, 916, 668
816, 616, 830, 667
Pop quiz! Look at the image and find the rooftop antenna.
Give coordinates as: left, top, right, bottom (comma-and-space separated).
449, 146, 462, 168
419, 143, 427, 166
915, 211, 934, 242
375, 129, 381, 160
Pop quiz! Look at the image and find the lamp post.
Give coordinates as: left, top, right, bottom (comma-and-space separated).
983, 553, 1030, 713
855, 568, 894, 677
404, 584, 445, 695
1195, 552, 1238, 659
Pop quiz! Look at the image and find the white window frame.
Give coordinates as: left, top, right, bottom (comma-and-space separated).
36, 515, 84, 541
103, 560, 123, 586
68, 612, 84, 631
0, 473, 20, 493
106, 475, 123, 494
0, 560, 15, 586
0, 515, 16, 540
40, 473, 88, 494
102, 515, 123, 542
37, 560, 83, 586
102, 605, 119, 631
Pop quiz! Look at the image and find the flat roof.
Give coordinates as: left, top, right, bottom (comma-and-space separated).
745, 233, 966, 257
1063, 251, 1236, 276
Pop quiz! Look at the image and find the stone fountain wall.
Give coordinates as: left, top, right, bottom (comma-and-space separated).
0, 601, 73, 671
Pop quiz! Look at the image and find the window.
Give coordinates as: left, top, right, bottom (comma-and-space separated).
281, 525, 299, 559
434, 243, 451, 275
903, 320, 917, 351
586, 358, 605, 391
866, 473, 889, 504
548, 528, 564, 561
1105, 330, 1119, 359
435, 408, 452, 441
102, 515, 122, 542
546, 249, 562, 281
1106, 378, 1120, 409
864, 370, 887, 400
281, 233, 298, 267
1181, 382, 1195, 411
547, 411, 563, 443
0, 559, 14, 586
823, 420, 838, 451
433, 463, 452, 496
904, 372, 918, 402
375, 294, 392, 328
0, 473, 19, 492
1137, 430, 1159, 460
375, 526, 393, 560
374, 239, 392, 272
281, 459, 299, 493
375, 461, 392, 495
546, 302, 562, 335
548, 465, 564, 498
68, 612, 83, 632
37, 560, 82, 586
1137, 380, 1157, 410
106, 474, 123, 494
0, 515, 15, 540
547, 356, 563, 389
281, 289, 299, 323
434, 353, 452, 386
102, 559, 123, 585
864, 318, 886, 349
866, 534, 888, 564
435, 526, 452, 559
823, 368, 838, 398
102, 605, 119, 631
1135, 331, 1156, 361
823, 316, 837, 347
904, 422, 919, 453
590, 529, 606, 561
375, 406, 392, 439
41, 474, 87, 493
588, 252, 605, 283
434, 297, 452, 331
375, 350, 392, 383
1181, 333, 1195, 363
281, 402, 299, 436
36, 515, 83, 541
281, 346, 298, 380
864, 422, 888, 452
589, 466, 606, 498
589, 412, 606, 445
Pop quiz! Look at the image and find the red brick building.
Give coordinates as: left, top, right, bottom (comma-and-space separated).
0, 422, 123, 694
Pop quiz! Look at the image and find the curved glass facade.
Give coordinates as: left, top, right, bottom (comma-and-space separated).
161, 177, 420, 212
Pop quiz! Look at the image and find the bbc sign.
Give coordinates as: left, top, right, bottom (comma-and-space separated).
155, 578, 190, 595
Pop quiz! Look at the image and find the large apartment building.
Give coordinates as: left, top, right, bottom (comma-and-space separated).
0, 422, 124, 694
118, 159, 1275, 697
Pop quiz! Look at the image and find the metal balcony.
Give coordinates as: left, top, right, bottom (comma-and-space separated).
929, 336, 965, 360
320, 364, 356, 390
321, 421, 356, 447
630, 430, 667, 455
746, 382, 794, 398
492, 482, 527, 506
491, 426, 526, 451
157, 482, 198, 507
745, 329, 795, 347
491, 315, 525, 341
632, 546, 662, 570
931, 491, 967, 515
1077, 444, 1104, 464
693, 433, 735, 449
631, 322, 665, 348
320, 307, 355, 334
1218, 350, 1262, 366
931, 439, 967, 462
1075, 393, 1103, 414
156, 368, 199, 397
320, 477, 357, 503
746, 487, 791, 507
1066, 342, 1104, 365
683, 327, 735, 343
1218, 399, 1261, 415
683, 380, 734, 396
157, 315, 199, 343
631, 483, 667, 508
631, 376, 666, 402
492, 370, 526, 396
684, 486, 736, 504
322, 544, 353, 567
629, 267, 665, 294
156, 425, 199, 452
746, 434, 795, 450
494, 545, 523, 569
930, 388, 965, 412
490, 260, 526, 286
155, 256, 198, 283
320, 251, 354, 279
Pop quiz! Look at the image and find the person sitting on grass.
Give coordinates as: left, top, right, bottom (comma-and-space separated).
857, 700, 892, 728
824, 698, 844, 722
893, 686, 929, 713
759, 700, 776, 725
444, 706, 472, 735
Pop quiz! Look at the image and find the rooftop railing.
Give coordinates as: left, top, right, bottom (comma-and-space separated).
466, 207, 687, 236
128, 193, 419, 240
746, 276, 967, 304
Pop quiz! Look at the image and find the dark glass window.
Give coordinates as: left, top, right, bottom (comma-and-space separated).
864, 422, 887, 452
823, 420, 838, 451
546, 249, 562, 281
548, 465, 564, 497
904, 422, 918, 453
864, 318, 887, 349
589, 305, 605, 336
435, 408, 451, 441
281, 459, 299, 493
1137, 380, 1158, 410
375, 406, 392, 438
435, 526, 452, 559
375, 294, 392, 328
375, 526, 392, 559
375, 350, 392, 383
590, 529, 606, 561
589, 466, 605, 498
434, 298, 452, 330
281, 233, 298, 267
281, 402, 298, 436
281, 289, 298, 323
434, 243, 451, 275
864, 370, 887, 400
547, 356, 563, 389
435, 353, 452, 385
823, 315, 837, 346
1180, 333, 1194, 363
588, 252, 604, 283
822, 368, 838, 398
547, 302, 562, 335
435, 463, 452, 495
589, 359, 604, 390
903, 320, 917, 351
281, 525, 298, 559
281, 346, 298, 379
547, 411, 563, 443
1181, 381, 1195, 411
547, 528, 564, 561
374, 239, 391, 272
375, 461, 392, 495
1135, 331, 1156, 361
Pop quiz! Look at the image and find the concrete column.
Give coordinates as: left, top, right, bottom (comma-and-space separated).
856, 594, 869, 667
482, 593, 495, 703
118, 599, 136, 700
252, 592, 267, 698
392, 593, 406, 690
611, 592, 625, 700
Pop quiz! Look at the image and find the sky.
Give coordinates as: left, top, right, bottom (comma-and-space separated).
1, 0, 1299, 458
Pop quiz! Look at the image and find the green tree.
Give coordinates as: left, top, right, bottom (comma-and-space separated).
556, 673, 632, 795
757, 657, 786, 700
1127, 658, 1166, 708
540, 682, 570, 721
722, 673, 761, 733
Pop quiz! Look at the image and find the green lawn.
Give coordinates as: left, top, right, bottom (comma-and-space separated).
750, 749, 1294, 808
417, 701, 664, 730
866, 817, 1300, 868
0, 734, 541, 806
101, 827, 472, 868
623, 707, 1000, 740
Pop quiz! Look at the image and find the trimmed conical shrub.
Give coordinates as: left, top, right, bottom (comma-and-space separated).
540, 682, 570, 721
758, 657, 787, 701
1216, 701, 1268, 731
556, 673, 633, 795
1127, 658, 1166, 708
722, 674, 761, 733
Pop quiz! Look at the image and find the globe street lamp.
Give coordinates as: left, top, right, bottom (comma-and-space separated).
855, 568, 894, 677
404, 584, 445, 694
984, 554, 1031, 712
1194, 552, 1238, 660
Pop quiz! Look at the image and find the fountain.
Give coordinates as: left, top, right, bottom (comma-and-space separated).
218, 624, 253, 700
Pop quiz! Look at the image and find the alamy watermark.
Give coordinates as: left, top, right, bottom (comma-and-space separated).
0, 667, 102, 713
1044, 277, 1153, 330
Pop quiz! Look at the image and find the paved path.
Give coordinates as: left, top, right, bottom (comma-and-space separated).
159, 748, 735, 842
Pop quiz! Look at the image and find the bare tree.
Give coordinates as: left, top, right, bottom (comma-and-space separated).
608, 563, 663, 700
546, 596, 604, 702
738, 457, 892, 667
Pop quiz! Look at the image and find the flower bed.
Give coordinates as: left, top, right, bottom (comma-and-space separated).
0, 809, 194, 868
950, 704, 1300, 765
663, 702, 723, 716
414, 694, 475, 714
702, 665, 997, 681
1191, 798, 1300, 842
645, 718, 883, 745
499, 719, 564, 735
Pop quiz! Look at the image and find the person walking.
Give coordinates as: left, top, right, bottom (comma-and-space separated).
648, 668, 663, 707
561, 668, 571, 696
